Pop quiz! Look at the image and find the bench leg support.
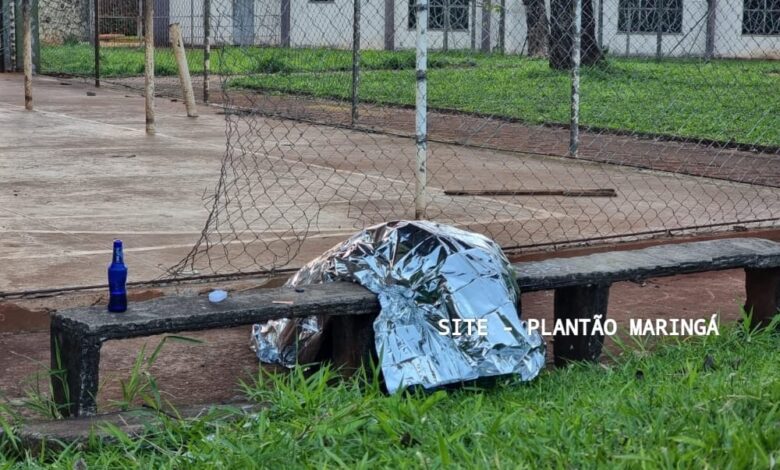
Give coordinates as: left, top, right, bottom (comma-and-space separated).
50, 324, 101, 417
553, 283, 610, 366
330, 314, 376, 375
745, 267, 780, 328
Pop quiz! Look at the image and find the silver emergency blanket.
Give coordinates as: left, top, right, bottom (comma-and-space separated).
251, 220, 545, 393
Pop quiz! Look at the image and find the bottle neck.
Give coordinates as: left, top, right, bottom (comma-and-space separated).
112, 245, 124, 265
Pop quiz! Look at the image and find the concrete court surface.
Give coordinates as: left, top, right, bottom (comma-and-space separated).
0, 74, 351, 292
2, 73, 779, 293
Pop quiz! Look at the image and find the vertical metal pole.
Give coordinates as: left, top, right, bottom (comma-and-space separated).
443, 0, 449, 52
2, 0, 11, 72
470, 0, 476, 50
94, 0, 100, 87
22, 0, 32, 110
280, 0, 290, 47
137, 0, 143, 38
655, 0, 662, 59
570, 0, 581, 157
203, 0, 210, 103
597, 0, 603, 48
190, 0, 194, 45
705, 0, 716, 59
625, 2, 631, 55
415, 0, 428, 220
498, 0, 505, 54
384, 0, 394, 50
351, 0, 360, 126
144, 0, 155, 134
480, 0, 491, 52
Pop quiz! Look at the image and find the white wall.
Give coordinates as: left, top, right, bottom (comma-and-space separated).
713, 1, 780, 59
392, 1, 505, 51
290, 0, 352, 49
600, 0, 708, 57
168, 0, 780, 58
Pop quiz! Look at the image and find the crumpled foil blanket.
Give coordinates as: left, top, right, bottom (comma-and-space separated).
251, 220, 545, 393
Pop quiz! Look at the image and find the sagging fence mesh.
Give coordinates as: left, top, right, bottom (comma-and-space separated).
32, 0, 780, 279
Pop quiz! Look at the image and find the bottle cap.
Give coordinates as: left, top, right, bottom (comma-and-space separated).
209, 290, 228, 303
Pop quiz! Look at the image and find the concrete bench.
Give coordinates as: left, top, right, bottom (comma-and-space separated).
51, 237, 780, 416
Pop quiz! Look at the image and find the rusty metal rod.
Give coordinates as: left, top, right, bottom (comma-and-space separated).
444, 189, 617, 197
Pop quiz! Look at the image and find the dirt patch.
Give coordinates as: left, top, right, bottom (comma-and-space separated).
0, 303, 50, 333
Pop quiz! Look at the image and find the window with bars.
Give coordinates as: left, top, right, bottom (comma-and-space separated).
618, 0, 683, 34
408, 0, 470, 31
743, 0, 780, 35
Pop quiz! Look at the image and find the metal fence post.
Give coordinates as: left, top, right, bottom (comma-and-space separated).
498, 0, 506, 54
94, 0, 99, 87
597, 0, 603, 48
705, 0, 716, 59
443, 0, 449, 52
481, 0, 491, 52
655, 0, 663, 60
280, 0, 290, 47
570, 0, 581, 157
203, 0, 210, 103
415, 0, 428, 219
384, 0, 394, 50
351, 0, 360, 126
470, 0, 476, 50
22, 0, 32, 110
144, 0, 155, 134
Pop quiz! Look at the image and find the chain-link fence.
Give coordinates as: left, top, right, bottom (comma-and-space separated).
33, 0, 780, 278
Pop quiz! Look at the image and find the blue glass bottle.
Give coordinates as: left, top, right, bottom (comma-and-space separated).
107, 240, 128, 313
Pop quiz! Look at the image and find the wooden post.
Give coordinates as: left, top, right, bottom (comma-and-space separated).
144, 0, 155, 134
22, 0, 32, 111
169, 23, 198, 117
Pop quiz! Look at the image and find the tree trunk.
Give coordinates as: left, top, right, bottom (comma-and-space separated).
549, 0, 603, 70
523, 0, 548, 57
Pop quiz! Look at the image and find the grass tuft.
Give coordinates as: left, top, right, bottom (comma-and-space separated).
1, 320, 777, 467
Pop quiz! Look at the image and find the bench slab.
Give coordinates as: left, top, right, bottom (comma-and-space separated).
52, 282, 379, 340
50, 237, 780, 416
516, 238, 780, 291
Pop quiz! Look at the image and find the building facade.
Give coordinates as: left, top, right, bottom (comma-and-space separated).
54, 0, 778, 59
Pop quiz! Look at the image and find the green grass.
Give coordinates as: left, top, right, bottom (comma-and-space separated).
231, 57, 780, 147
41, 44, 780, 146
41, 44, 486, 78
1, 319, 778, 468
